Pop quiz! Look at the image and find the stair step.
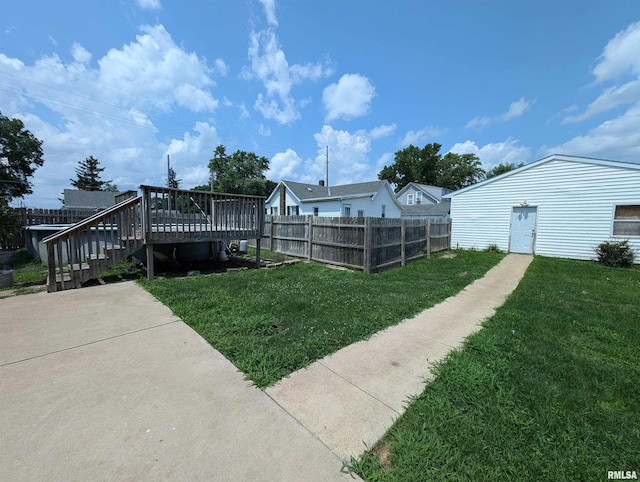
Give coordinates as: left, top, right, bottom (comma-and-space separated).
88, 253, 109, 261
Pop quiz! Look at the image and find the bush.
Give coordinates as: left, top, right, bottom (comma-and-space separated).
595, 240, 635, 268
484, 244, 502, 253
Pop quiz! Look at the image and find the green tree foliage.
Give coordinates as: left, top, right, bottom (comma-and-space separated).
485, 162, 525, 179
378, 143, 484, 191
71, 156, 112, 191
0, 112, 44, 245
208, 145, 275, 196
0, 112, 44, 201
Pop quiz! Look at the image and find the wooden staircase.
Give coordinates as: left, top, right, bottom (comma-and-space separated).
44, 195, 144, 292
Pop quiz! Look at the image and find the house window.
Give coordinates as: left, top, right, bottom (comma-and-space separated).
407, 193, 414, 205
287, 205, 299, 216
381, 205, 386, 218
313, 207, 319, 216
416, 192, 422, 205
357, 209, 364, 218
613, 205, 640, 236
344, 206, 351, 217
270, 207, 278, 215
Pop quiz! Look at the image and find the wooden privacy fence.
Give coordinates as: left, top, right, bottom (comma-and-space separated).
3, 208, 96, 249
259, 215, 451, 273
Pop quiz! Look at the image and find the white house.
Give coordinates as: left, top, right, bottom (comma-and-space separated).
395, 182, 452, 206
265, 180, 404, 218
444, 154, 640, 261
395, 182, 452, 220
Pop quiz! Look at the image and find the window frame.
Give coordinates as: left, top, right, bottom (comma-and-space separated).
407, 193, 414, 205
612, 204, 640, 237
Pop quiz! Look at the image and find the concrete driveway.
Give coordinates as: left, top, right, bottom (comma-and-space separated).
0, 282, 355, 481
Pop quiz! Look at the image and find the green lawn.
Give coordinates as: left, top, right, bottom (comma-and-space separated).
350, 257, 640, 481
139, 249, 504, 388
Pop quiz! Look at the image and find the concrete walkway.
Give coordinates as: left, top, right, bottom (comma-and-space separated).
0, 282, 356, 481
0, 253, 531, 480
266, 254, 533, 461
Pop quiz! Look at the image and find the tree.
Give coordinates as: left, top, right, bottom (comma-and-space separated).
71, 156, 112, 191
167, 167, 180, 189
485, 162, 525, 179
0, 112, 44, 245
0, 112, 44, 202
378, 143, 484, 191
437, 152, 485, 190
208, 145, 274, 196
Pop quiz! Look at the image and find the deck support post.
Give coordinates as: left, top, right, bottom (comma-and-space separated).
146, 243, 154, 280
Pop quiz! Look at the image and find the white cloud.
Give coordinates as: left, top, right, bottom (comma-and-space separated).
136, 0, 161, 10
258, 124, 271, 136
98, 25, 218, 112
259, 0, 278, 27
0, 24, 226, 207
563, 22, 640, 123
400, 126, 446, 146
592, 21, 640, 83
164, 122, 221, 188
245, 28, 333, 124
322, 74, 375, 122
71, 43, 92, 64
544, 103, 640, 162
313, 125, 373, 184
466, 97, 534, 129
449, 138, 531, 170
268, 149, 302, 181
502, 97, 532, 120
367, 123, 396, 140
563, 79, 640, 123
213, 58, 229, 76
269, 125, 378, 185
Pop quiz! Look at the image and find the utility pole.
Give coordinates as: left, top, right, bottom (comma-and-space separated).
325, 145, 329, 187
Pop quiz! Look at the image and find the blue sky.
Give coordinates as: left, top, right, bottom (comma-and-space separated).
2, 0, 639, 207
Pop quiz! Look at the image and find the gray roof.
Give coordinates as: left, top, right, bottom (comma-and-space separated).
284, 180, 388, 202
63, 189, 118, 209
402, 202, 451, 216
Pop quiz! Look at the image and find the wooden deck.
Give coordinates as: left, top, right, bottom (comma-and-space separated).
44, 186, 265, 291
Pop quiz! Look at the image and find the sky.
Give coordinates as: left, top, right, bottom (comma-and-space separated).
1, 0, 640, 208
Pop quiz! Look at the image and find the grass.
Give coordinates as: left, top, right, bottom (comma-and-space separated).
349, 257, 640, 481
0, 248, 145, 296
139, 249, 504, 388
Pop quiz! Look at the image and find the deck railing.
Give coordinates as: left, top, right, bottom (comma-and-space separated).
140, 186, 265, 244
43, 186, 265, 291
44, 195, 144, 292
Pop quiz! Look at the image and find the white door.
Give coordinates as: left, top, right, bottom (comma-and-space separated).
510, 207, 537, 254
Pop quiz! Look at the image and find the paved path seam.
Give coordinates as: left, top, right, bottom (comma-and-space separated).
0, 320, 180, 368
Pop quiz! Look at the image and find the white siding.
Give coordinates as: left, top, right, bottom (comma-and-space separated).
450, 158, 640, 260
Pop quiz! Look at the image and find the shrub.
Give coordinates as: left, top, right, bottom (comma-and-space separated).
595, 240, 635, 268
484, 244, 502, 253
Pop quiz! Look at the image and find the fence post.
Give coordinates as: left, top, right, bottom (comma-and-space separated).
307, 216, 313, 261
401, 218, 406, 267
448, 218, 452, 249
426, 219, 432, 257
269, 215, 275, 251
363, 217, 372, 274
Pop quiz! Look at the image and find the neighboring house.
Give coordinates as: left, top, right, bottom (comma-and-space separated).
396, 182, 453, 206
63, 189, 120, 210
265, 180, 404, 218
395, 183, 452, 220
444, 154, 640, 261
